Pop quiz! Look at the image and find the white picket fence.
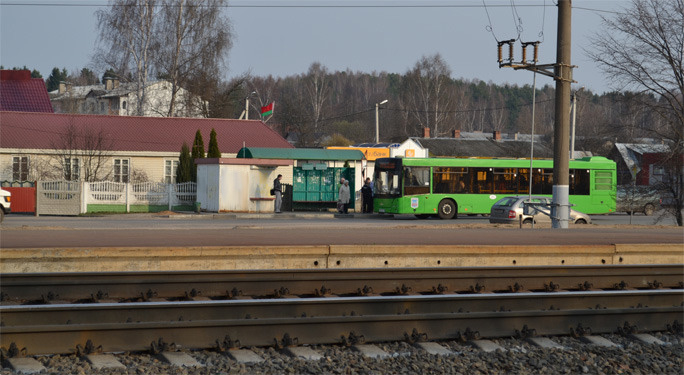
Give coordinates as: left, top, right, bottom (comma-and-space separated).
82, 181, 197, 213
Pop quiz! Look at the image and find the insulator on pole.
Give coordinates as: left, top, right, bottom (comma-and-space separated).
508, 41, 514, 62
521, 45, 527, 64
533, 42, 539, 63
497, 43, 503, 63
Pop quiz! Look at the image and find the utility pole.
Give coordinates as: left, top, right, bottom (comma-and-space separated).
552, 0, 572, 229
497, 0, 575, 229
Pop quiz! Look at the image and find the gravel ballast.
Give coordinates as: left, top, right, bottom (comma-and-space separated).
2, 333, 681, 374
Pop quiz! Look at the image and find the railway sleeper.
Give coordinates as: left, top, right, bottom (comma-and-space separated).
75, 339, 102, 356
340, 331, 366, 347
404, 328, 428, 344
215, 335, 241, 352
150, 338, 178, 355
0, 342, 26, 361
273, 333, 298, 349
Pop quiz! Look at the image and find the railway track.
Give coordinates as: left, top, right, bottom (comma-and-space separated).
2, 265, 682, 303
1, 265, 682, 357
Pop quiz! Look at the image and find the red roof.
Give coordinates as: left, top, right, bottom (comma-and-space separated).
0, 70, 53, 113
0, 111, 293, 153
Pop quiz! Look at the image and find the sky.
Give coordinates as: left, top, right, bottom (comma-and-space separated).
0, 0, 626, 94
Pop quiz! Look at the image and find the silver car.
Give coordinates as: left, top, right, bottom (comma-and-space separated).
489, 195, 591, 224
616, 186, 661, 216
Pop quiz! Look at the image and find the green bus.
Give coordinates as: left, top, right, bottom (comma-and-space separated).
372, 156, 616, 219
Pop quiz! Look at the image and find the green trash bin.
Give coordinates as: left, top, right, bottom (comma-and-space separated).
194, 202, 201, 213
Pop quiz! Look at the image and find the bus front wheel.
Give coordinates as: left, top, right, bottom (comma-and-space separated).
438, 200, 457, 220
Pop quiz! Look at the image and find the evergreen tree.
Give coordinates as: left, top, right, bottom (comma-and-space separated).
176, 142, 193, 183
207, 128, 221, 158
191, 130, 205, 181
46, 67, 69, 92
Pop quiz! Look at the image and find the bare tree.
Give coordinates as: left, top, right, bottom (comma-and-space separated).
589, 0, 684, 225
401, 54, 455, 137
96, 0, 157, 116
51, 119, 114, 182
305, 62, 330, 132
155, 0, 233, 117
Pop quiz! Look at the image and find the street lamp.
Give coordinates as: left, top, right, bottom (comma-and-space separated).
375, 99, 388, 144
242, 91, 257, 120
245, 91, 257, 120
570, 86, 584, 159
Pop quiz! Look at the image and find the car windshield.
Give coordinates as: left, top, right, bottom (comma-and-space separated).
494, 197, 518, 207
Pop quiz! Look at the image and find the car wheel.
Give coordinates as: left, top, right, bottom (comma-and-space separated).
438, 200, 456, 220
643, 204, 655, 216
575, 218, 587, 224
522, 218, 533, 224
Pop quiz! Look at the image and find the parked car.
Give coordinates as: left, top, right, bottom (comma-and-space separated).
489, 195, 591, 224
616, 186, 661, 216
0, 188, 11, 223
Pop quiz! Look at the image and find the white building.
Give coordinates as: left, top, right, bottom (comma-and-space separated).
50, 78, 208, 118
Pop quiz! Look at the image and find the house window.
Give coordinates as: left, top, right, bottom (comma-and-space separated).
113, 159, 129, 183
122, 101, 127, 110
165, 160, 179, 184
12, 156, 29, 181
653, 166, 665, 175
64, 158, 80, 181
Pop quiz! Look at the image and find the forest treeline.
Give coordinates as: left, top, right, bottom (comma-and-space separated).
216, 54, 668, 157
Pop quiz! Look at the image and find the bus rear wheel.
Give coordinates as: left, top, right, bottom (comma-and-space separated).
438, 200, 456, 220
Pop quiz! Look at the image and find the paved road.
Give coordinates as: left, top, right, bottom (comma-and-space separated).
1, 213, 682, 248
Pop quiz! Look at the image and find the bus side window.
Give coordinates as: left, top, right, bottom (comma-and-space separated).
404, 167, 430, 195
473, 168, 491, 194
570, 169, 590, 195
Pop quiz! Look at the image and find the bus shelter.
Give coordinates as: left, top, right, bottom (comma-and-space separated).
237, 147, 365, 211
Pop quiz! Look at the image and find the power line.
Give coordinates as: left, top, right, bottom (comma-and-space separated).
573, 6, 623, 16
509, 0, 524, 40
0, 1, 554, 8
386, 98, 554, 115
481, 0, 499, 42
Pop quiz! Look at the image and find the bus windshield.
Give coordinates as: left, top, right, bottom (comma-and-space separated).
373, 159, 402, 197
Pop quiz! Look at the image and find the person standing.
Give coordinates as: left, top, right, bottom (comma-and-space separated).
273, 174, 283, 213
361, 177, 374, 213
338, 178, 350, 214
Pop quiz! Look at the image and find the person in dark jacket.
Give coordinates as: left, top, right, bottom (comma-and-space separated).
361, 177, 374, 213
273, 174, 283, 213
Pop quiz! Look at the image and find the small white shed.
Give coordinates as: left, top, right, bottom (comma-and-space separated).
196, 158, 293, 213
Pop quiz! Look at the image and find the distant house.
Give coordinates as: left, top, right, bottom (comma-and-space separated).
609, 142, 671, 186
50, 77, 207, 118
410, 129, 553, 158
0, 70, 53, 113
0, 111, 293, 183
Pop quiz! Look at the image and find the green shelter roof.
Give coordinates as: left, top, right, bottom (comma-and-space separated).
237, 147, 365, 161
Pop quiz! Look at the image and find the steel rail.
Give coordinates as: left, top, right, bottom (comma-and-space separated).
2, 290, 682, 355
2, 265, 682, 304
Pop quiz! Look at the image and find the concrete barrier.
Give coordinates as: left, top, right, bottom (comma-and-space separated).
613, 243, 684, 265
0, 246, 329, 273
1, 244, 681, 273
328, 245, 618, 268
